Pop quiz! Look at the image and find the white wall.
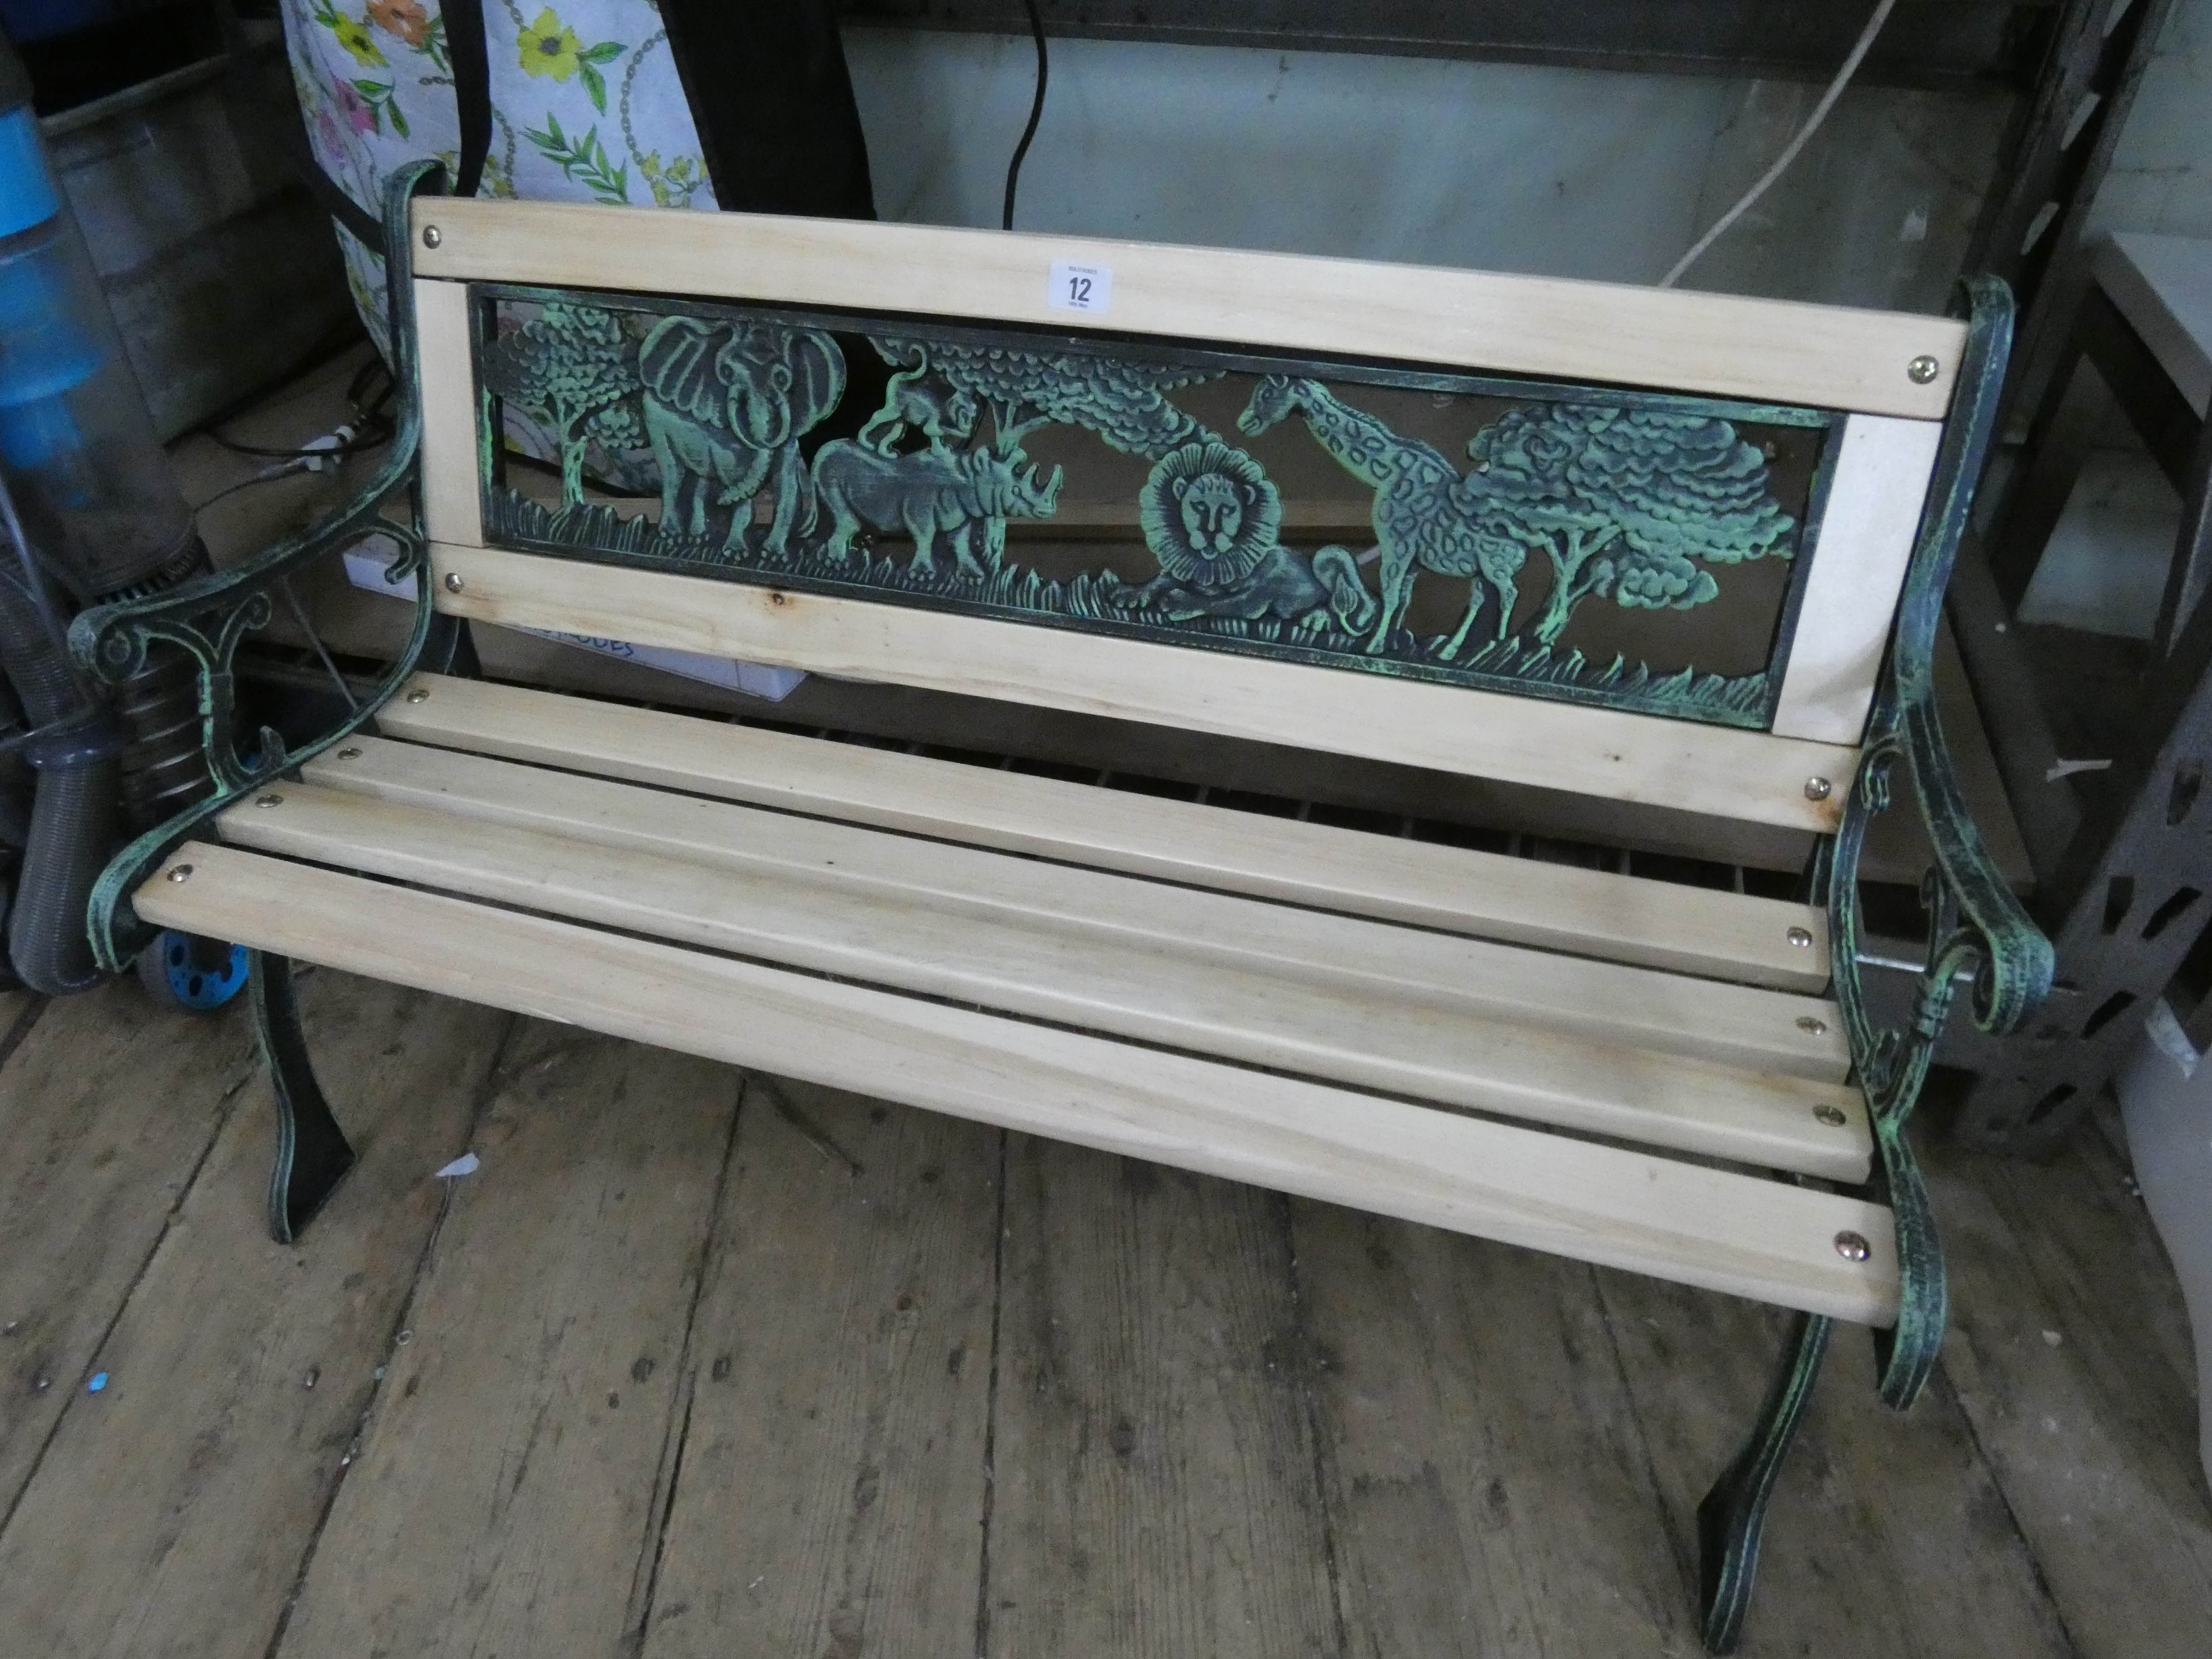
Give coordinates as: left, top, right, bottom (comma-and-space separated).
843, 26, 2013, 314
2089, 0, 2212, 242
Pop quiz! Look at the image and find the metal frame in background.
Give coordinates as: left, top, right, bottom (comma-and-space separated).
1946, 261, 2212, 1153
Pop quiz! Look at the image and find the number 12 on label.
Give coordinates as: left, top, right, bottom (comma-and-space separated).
1048, 261, 1113, 315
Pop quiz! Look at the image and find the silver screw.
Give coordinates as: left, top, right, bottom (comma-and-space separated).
405, 687, 431, 704
422, 225, 442, 249
1834, 1231, 1872, 1261
338, 746, 362, 760
1804, 777, 1832, 801
443, 572, 465, 593
256, 793, 284, 808
166, 864, 193, 883
1787, 926, 1814, 948
1797, 1016, 1828, 1035
1907, 355, 1940, 384
1814, 1104, 1848, 1127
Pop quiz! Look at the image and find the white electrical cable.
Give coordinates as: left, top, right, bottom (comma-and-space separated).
1658, 0, 1901, 289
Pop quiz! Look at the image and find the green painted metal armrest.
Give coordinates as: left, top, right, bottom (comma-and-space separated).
69, 162, 451, 972
1824, 274, 2055, 1411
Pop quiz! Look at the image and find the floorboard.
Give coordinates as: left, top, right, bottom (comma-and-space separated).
1289, 1201, 1692, 1656
274, 1025, 742, 1659
0, 972, 507, 1659
1594, 1265, 2075, 1658
0, 984, 256, 1521
986, 1136, 1341, 1659
0, 977, 2204, 1655
1927, 1124, 2212, 1658
639, 1079, 999, 1659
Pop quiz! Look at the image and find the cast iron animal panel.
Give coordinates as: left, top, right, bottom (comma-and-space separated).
475, 291, 1820, 728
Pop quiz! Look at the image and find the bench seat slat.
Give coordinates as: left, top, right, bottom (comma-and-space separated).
221, 770, 1869, 1181
377, 675, 1833, 993
300, 736, 1852, 1084
136, 842, 1901, 1324
426, 545, 1861, 835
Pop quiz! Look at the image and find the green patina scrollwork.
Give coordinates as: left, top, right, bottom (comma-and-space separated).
478, 296, 1816, 729
70, 161, 452, 972
1820, 275, 2055, 1411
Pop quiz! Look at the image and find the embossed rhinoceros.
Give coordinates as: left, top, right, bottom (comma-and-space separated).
812, 441, 1064, 580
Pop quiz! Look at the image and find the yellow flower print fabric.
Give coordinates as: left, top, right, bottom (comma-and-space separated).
283, 0, 715, 352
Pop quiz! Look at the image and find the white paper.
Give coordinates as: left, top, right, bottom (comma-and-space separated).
340, 546, 806, 701
434, 1153, 480, 1178
1047, 260, 1113, 316
2144, 998, 2201, 1080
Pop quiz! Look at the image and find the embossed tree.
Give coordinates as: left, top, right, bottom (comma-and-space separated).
482, 303, 644, 505
875, 337, 1219, 459
1463, 405, 1793, 647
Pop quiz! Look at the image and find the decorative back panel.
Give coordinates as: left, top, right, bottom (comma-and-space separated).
469, 285, 1851, 730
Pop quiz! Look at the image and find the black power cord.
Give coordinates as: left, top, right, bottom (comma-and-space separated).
1001, 0, 1048, 231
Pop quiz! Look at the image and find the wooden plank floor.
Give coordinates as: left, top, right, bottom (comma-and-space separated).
0, 972, 2203, 1656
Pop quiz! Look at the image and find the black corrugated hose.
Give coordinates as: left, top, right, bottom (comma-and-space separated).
0, 558, 120, 994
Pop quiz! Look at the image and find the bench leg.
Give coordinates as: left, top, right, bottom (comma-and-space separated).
252, 950, 356, 1244
1696, 1310, 1832, 1654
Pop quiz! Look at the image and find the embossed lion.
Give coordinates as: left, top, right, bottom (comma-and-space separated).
1115, 440, 1373, 630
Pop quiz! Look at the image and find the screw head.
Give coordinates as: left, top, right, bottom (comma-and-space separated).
1907, 355, 1940, 384
1797, 1015, 1828, 1035
443, 572, 465, 593
337, 746, 362, 760
256, 793, 283, 808
1787, 926, 1814, 948
166, 864, 193, 883
405, 687, 431, 704
1834, 1230, 1872, 1262
1814, 1104, 1849, 1127
1804, 776, 1832, 801
422, 225, 441, 249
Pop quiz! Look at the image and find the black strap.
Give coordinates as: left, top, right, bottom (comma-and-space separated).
656, 0, 877, 219
444, 0, 493, 200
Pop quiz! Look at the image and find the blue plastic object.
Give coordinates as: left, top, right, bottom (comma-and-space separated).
145, 930, 249, 1011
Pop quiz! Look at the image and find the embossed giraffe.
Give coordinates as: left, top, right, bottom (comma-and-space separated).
1238, 375, 1522, 656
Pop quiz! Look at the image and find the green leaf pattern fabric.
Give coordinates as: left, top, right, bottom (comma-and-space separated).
283, 0, 713, 353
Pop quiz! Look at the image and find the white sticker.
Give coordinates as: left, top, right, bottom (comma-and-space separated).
1048, 260, 1112, 315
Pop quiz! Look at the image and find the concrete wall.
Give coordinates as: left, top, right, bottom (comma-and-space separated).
842, 25, 2014, 314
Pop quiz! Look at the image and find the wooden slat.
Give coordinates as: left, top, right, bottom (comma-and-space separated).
225, 773, 1869, 1177
299, 737, 1851, 1082
409, 196, 1966, 419
136, 844, 1901, 1324
426, 544, 1858, 833
377, 673, 1832, 991
412, 278, 481, 547
1770, 415, 1945, 744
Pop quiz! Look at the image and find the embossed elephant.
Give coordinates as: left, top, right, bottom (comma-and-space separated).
639, 316, 845, 557
812, 440, 1064, 580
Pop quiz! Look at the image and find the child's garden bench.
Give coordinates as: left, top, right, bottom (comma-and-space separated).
73, 166, 2052, 1652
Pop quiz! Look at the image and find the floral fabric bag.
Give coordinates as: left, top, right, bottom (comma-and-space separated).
283, 0, 715, 354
